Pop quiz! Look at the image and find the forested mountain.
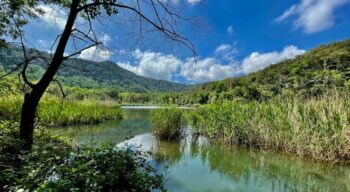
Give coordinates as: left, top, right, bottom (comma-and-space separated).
174, 39, 350, 104
0, 45, 187, 92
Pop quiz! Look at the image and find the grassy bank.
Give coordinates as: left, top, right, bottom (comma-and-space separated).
0, 121, 165, 191
188, 94, 350, 163
0, 96, 122, 127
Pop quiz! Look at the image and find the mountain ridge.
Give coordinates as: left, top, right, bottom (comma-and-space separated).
179, 39, 350, 104
0, 45, 188, 93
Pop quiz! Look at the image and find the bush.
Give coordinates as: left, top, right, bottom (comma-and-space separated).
0, 122, 165, 191
150, 107, 185, 140
21, 146, 165, 192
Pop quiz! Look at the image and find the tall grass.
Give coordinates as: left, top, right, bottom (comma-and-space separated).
149, 107, 185, 140
188, 93, 350, 163
0, 96, 122, 127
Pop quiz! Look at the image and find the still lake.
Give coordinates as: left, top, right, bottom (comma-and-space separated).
55, 108, 350, 192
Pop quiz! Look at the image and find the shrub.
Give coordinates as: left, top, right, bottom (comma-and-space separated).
21, 146, 165, 192
150, 107, 185, 140
0, 122, 165, 191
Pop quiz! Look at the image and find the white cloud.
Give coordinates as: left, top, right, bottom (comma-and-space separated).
35, 4, 68, 30
215, 44, 231, 54
242, 45, 305, 74
187, 0, 201, 4
117, 48, 241, 82
227, 25, 233, 34
275, 0, 350, 33
78, 34, 112, 62
181, 57, 241, 82
79, 46, 111, 62
116, 44, 305, 83
118, 49, 183, 81
215, 44, 238, 62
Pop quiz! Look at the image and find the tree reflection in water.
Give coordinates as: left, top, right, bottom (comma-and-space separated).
151, 134, 350, 192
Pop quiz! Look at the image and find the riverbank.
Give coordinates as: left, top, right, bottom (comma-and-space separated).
0, 120, 165, 191
187, 93, 350, 163
56, 108, 350, 191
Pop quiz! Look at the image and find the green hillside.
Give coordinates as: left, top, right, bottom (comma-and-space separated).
0, 45, 187, 93
183, 39, 350, 103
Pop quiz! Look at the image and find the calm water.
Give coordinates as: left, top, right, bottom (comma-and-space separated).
56, 108, 350, 192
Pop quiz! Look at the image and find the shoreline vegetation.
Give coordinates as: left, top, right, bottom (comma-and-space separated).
182, 92, 349, 163
0, 121, 165, 191
0, 96, 122, 127
150, 107, 186, 140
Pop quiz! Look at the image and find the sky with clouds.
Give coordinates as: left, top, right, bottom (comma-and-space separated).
21, 0, 350, 84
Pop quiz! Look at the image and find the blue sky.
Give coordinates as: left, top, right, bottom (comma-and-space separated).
22, 0, 350, 84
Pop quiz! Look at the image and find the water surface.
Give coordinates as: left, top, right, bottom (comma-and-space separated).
57, 108, 350, 192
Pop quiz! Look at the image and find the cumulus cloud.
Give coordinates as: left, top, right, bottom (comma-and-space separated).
79, 46, 111, 62
215, 44, 238, 62
181, 57, 241, 82
117, 47, 241, 83
116, 44, 305, 83
242, 45, 305, 74
275, 0, 350, 33
118, 49, 183, 81
215, 44, 231, 53
79, 34, 112, 62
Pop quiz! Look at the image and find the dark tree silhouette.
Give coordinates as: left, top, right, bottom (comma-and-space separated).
0, 0, 196, 149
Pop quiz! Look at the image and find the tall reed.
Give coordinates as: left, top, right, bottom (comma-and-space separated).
150, 107, 185, 140
188, 93, 350, 162
0, 96, 122, 127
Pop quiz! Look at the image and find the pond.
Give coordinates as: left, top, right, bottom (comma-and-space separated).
56, 108, 350, 192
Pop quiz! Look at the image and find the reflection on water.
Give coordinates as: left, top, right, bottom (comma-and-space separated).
54, 109, 152, 145
57, 108, 350, 192
120, 133, 350, 192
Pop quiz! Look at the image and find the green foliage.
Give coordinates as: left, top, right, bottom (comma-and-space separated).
188, 93, 350, 162
0, 120, 72, 190
178, 39, 350, 104
0, 96, 122, 127
0, 121, 165, 191
150, 107, 186, 140
0, 0, 39, 41
22, 146, 165, 192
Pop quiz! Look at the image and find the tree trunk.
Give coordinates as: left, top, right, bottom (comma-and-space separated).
18, 0, 79, 149
19, 92, 40, 149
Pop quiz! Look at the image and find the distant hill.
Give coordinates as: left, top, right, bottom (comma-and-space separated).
184, 39, 350, 103
0, 45, 187, 93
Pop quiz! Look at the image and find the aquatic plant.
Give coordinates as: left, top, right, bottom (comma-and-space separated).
150, 107, 186, 140
188, 93, 350, 163
0, 96, 122, 127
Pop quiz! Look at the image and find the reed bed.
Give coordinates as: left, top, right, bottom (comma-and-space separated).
0, 96, 122, 127
149, 107, 186, 140
188, 94, 350, 163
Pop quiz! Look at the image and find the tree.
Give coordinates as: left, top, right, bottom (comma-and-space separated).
0, 0, 195, 149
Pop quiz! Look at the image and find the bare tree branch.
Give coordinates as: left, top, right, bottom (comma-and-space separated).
53, 79, 66, 98
63, 42, 101, 59
77, 1, 197, 58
